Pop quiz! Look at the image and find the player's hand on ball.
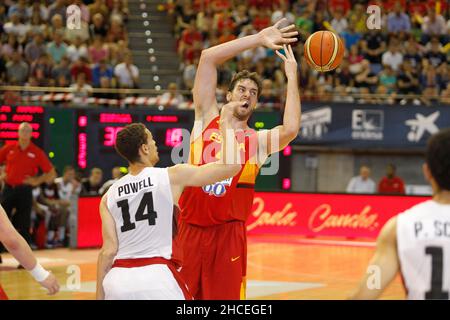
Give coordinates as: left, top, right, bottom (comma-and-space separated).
39, 272, 60, 295
259, 18, 298, 50
276, 44, 298, 79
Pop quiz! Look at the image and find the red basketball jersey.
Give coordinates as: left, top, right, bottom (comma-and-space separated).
179, 116, 259, 226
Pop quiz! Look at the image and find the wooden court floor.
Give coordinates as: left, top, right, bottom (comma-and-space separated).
0, 235, 405, 300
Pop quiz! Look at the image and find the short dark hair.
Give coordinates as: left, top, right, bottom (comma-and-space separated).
426, 128, 450, 191
228, 70, 262, 97
115, 123, 148, 163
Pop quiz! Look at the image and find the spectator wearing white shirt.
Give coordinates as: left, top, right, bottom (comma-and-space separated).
114, 52, 139, 88
99, 167, 124, 195
382, 41, 403, 72
346, 165, 376, 194
330, 7, 348, 35
70, 73, 93, 106
66, 36, 89, 63
3, 12, 29, 43
271, 1, 295, 25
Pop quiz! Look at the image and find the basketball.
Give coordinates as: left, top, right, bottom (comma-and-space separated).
304, 31, 345, 72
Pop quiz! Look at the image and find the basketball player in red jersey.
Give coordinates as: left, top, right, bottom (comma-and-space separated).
178, 18, 301, 299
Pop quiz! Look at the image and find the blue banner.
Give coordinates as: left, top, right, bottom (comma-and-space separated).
295, 103, 450, 149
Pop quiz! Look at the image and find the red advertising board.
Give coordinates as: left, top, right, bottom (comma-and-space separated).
77, 192, 430, 248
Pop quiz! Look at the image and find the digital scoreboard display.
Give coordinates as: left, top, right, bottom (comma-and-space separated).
0, 105, 45, 146
75, 109, 195, 174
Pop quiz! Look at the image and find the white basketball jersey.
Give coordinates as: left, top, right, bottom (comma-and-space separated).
106, 167, 174, 260
397, 200, 450, 300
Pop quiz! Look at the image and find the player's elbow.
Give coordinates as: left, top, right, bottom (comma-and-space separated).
283, 127, 299, 143
99, 246, 117, 260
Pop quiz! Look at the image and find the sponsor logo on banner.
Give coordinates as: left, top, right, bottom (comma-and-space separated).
405, 111, 440, 142
300, 107, 332, 139
352, 110, 384, 140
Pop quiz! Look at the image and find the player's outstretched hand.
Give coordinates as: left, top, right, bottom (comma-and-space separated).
275, 44, 298, 80
259, 18, 298, 51
39, 272, 60, 295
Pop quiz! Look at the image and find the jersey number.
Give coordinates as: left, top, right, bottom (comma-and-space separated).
425, 246, 449, 299
117, 192, 157, 233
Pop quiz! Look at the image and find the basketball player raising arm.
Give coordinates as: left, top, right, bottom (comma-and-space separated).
193, 18, 301, 155
0, 204, 59, 295
96, 103, 243, 300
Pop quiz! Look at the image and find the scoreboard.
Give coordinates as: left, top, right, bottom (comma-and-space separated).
0, 105, 45, 147
75, 109, 195, 176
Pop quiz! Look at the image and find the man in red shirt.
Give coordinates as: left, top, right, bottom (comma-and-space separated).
378, 164, 406, 194
178, 18, 300, 299
0, 122, 56, 261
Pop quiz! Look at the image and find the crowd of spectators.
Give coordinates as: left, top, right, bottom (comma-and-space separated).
168, 0, 450, 106
0, 0, 138, 105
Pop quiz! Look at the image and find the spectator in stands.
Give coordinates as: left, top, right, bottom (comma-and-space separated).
420, 60, 440, 105
89, 0, 110, 22
346, 165, 376, 194
7, 0, 28, 22
29, 12, 49, 39
89, 13, 108, 39
71, 56, 93, 84
259, 79, 281, 109
232, 4, 251, 35
330, 6, 349, 35
109, 39, 128, 66
354, 59, 378, 99
106, 16, 128, 44
99, 166, 124, 195
3, 12, 29, 43
157, 82, 185, 108
382, 40, 403, 72
48, 0, 67, 24
109, 0, 129, 24
386, 1, 411, 34
46, 30, 68, 64
378, 164, 405, 194
28, 1, 49, 22
70, 73, 93, 106
361, 29, 387, 73
24, 32, 46, 64
30, 53, 52, 86
52, 56, 72, 85
397, 60, 420, 105
6, 50, 29, 85
271, 1, 295, 25
92, 58, 114, 88
348, 44, 365, 74
403, 36, 423, 69
178, 19, 203, 57
66, 36, 89, 63
81, 167, 103, 196
1, 34, 24, 60
348, 3, 367, 34
295, 9, 313, 41
421, 7, 448, 44
312, 10, 327, 33
89, 35, 109, 64
114, 52, 139, 89
93, 76, 120, 103
183, 57, 198, 90
252, 9, 271, 32
48, 14, 66, 41
424, 36, 447, 68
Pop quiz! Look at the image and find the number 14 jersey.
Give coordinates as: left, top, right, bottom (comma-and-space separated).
106, 167, 175, 260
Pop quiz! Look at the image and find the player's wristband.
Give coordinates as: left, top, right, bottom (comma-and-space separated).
29, 263, 50, 282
